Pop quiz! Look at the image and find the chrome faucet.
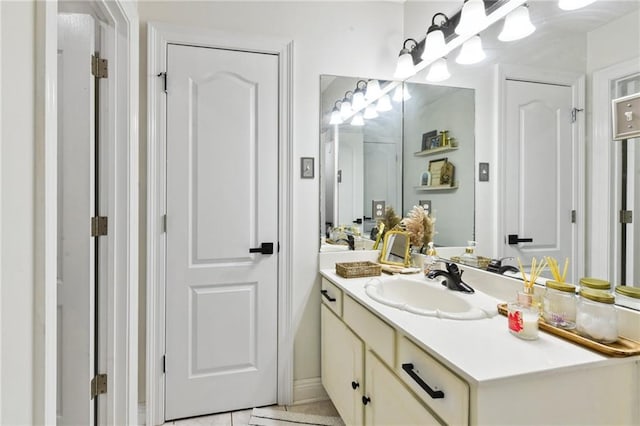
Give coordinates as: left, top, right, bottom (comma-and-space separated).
426, 262, 474, 293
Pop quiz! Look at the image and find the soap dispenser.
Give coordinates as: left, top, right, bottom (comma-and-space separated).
460, 241, 479, 267
423, 242, 438, 275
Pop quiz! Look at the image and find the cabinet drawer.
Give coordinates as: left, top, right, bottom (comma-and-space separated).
343, 296, 395, 367
321, 278, 343, 317
397, 336, 469, 425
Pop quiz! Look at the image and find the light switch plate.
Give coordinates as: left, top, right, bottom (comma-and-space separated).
479, 162, 490, 182
612, 93, 640, 140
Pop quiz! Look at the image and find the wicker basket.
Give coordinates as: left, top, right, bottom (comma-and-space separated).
335, 261, 382, 278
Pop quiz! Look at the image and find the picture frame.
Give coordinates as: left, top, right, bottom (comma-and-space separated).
421, 130, 438, 151
428, 157, 448, 186
300, 157, 314, 179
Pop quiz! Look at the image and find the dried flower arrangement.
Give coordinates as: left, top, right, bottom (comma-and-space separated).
380, 206, 402, 234
401, 205, 435, 252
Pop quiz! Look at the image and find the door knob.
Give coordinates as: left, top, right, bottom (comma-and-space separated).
249, 242, 274, 255
507, 234, 533, 245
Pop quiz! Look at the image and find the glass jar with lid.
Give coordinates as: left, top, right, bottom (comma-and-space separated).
615, 285, 640, 310
579, 277, 611, 293
543, 280, 576, 329
576, 288, 618, 343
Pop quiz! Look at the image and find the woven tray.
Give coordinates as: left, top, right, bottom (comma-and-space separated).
497, 303, 640, 357
336, 261, 381, 278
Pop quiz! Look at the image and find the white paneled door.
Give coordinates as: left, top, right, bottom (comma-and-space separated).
165, 44, 279, 420
502, 80, 574, 279
57, 14, 95, 425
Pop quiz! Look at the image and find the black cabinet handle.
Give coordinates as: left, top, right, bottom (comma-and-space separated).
362, 396, 371, 405
401, 363, 444, 399
351, 381, 360, 390
249, 242, 274, 255
507, 234, 533, 245
321, 290, 336, 302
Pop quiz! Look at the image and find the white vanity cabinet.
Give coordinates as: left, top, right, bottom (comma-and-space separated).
321, 278, 448, 425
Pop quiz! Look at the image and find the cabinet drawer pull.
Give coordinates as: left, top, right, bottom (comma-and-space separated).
362, 396, 371, 405
351, 380, 360, 390
321, 289, 337, 302
401, 363, 445, 399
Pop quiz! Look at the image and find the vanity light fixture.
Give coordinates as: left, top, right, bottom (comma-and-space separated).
394, 38, 419, 79
363, 104, 379, 119
498, 4, 535, 41
426, 57, 451, 82
392, 84, 411, 102
455, 0, 488, 36
350, 112, 365, 126
365, 79, 382, 101
558, 0, 596, 10
352, 80, 368, 111
339, 91, 353, 120
329, 101, 343, 125
421, 13, 449, 62
456, 35, 486, 64
376, 94, 393, 112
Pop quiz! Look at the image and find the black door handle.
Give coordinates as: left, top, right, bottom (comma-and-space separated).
507, 234, 533, 245
249, 242, 274, 255
320, 290, 336, 302
353, 218, 363, 224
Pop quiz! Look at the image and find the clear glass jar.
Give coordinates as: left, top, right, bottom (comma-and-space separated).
576, 288, 618, 343
615, 285, 640, 310
579, 277, 611, 293
543, 281, 576, 329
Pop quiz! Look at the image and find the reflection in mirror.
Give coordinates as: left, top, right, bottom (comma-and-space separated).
379, 231, 411, 267
319, 75, 475, 247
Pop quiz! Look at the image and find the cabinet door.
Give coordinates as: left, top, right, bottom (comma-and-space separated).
321, 304, 364, 425
364, 351, 441, 426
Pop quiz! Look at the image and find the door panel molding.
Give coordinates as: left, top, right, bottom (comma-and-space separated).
496, 64, 585, 281
146, 22, 293, 426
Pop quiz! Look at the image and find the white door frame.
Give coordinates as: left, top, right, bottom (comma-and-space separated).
590, 57, 640, 281
146, 22, 294, 426
496, 64, 585, 279
36, 1, 139, 424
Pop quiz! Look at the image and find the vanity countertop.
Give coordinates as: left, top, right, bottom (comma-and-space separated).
320, 268, 639, 386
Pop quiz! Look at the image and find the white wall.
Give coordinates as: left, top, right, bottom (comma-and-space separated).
1, 1, 36, 423
137, 1, 404, 402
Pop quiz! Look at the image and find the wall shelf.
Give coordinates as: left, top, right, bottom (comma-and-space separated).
414, 184, 458, 191
414, 146, 458, 157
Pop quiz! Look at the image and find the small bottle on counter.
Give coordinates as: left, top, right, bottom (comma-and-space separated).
543, 281, 577, 329
460, 241, 479, 268
423, 242, 438, 275
576, 288, 618, 343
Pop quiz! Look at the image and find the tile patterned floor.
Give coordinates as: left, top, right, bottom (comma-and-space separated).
165, 400, 340, 426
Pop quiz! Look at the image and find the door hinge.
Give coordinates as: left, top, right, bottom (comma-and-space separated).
90, 374, 107, 399
162, 355, 166, 373
157, 72, 167, 93
91, 216, 108, 237
571, 210, 576, 223
620, 210, 633, 224
91, 54, 108, 79
571, 107, 584, 123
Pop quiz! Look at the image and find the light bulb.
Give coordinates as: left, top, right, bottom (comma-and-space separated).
558, 0, 596, 10
363, 104, 378, 119
455, 0, 487, 36
350, 113, 364, 126
394, 52, 416, 80
499, 5, 535, 42
421, 28, 446, 62
426, 58, 450, 82
365, 79, 381, 100
329, 107, 343, 125
456, 35, 486, 65
376, 94, 392, 112
340, 100, 352, 120
352, 89, 366, 111
392, 85, 411, 102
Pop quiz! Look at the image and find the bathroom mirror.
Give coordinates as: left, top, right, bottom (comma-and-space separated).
319, 75, 475, 247
379, 231, 411, 267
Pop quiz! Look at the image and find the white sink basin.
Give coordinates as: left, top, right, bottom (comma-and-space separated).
364, 276, 498, 320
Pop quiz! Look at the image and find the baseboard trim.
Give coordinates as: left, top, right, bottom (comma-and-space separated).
292, 377, 329, 405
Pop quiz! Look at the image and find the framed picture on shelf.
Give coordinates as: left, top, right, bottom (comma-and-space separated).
428, 158, 448, 186
421, 130, 438, 151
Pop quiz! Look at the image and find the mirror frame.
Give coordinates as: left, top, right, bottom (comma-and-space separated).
379, 230, 411, 267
